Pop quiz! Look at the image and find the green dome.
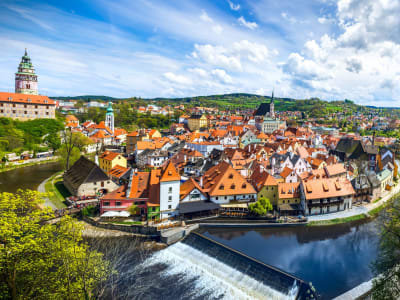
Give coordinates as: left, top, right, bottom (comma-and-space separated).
106, 101, 114, 114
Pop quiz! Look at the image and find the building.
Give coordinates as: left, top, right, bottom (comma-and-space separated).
250, 167, 279, 206
254, 92, 286, 133
99, 151, 127, 173
0, 92, 56, 120
301, 178, 355, 215
159, 161, 181, 219
202, 161, 257, 204
278, 182, 302, 216
15, 49, 38, 95
188, 114, 207, 131
63, 156, 118, 197
105, 101, 114, 135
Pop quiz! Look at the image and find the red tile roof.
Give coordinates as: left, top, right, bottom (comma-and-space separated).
0, 92, 55, 105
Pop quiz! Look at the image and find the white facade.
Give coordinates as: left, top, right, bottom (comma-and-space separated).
181, 188, 208, 202
210, 193, 256, 204
159, 180, 180, 219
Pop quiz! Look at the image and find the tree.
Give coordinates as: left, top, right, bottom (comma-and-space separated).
249, 196, 273, 216
0, 190, 109, 299
371, 200, 400, 299
128, 203, 139, 216
59, 129, 91, 170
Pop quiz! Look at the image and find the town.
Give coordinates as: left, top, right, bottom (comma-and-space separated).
2, 50, 398, 227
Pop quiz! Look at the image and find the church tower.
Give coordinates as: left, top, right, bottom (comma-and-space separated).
105, 101, 114, 134
15, 49, 38, 95
270, 89, 275, 118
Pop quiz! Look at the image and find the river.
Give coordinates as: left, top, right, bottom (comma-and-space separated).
0, 163, 381, 299
0, 162, 62, 193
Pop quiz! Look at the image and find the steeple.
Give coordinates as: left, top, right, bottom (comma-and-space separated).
270, 88, 275, 118
105, 101, 114, 135
15, 49, 38, 95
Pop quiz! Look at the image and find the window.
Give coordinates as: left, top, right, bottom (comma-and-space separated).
46, 112, 49, 115
230, 184, 235, 189
168, 196, 172, 202
35, 105, 38, 109
12, 110, 16, 114
168, 205, 172, 209
168, 187, 172, 193
0, 110, 3, 113
35, 111, 38, 115
12, 104, 15, 107
216, 197, 219, 200
116, 202, 121, 206
101, 181, 104, 187
229, 173, 234, 179
24, 104, 27, 108
219, 185, 224, 190
94, 182, 97, 185
103, 202, 110, 206
242, 183, 247, 188
24, 111, 27, 114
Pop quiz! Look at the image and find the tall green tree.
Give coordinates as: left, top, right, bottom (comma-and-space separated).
0, 190, 109, 299
372, 200, 400, 299
249, 196, 273, 216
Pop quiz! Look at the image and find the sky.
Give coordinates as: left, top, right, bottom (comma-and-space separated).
1, 0, 400, 106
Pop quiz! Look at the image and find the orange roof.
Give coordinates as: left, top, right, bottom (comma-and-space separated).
137, 141, 156, 151
324, 163, 347, 177
100, 151, 123, 161
160, 161, 181, 182
278, 182, 300, 199
180, 178, 206, 200
280, 167, 293, 179
0, 92, 55, 105
114, 128, 127, 136
127, 131, 139, 137
66, 115, 78, 121
66, 122, 79, 128
203, 161, 256, 196
90, 130, 110, 139
96, 121, 112, 133
108, 165, 130, 178
128, 172, 150, 198
303, 178, 355, 200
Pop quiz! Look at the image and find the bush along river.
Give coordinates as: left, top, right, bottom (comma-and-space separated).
0, 162, 382, 299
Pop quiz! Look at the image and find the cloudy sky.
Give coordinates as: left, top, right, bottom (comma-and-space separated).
0, 0, 400, 106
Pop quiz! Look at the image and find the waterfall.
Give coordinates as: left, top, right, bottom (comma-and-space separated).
287, 280, 299, 300
143, 242, 297, 300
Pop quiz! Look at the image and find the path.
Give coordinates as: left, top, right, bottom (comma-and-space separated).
37, 176, 57, 209
308, 181, 400, 221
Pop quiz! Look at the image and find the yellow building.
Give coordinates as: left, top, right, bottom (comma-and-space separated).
99, 151, 127, 173
277, 182, 302, 216
250, 170, 278, 206
148, 129, 161, 139
188, 114, 207, 131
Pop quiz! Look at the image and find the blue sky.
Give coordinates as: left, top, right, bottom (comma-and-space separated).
1, 0, 400, 106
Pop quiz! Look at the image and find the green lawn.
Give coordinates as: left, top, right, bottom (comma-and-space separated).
44, 173, 70, 209
307, 214, 366, 226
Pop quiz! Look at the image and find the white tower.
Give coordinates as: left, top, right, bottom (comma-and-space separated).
105, 101, 114, 134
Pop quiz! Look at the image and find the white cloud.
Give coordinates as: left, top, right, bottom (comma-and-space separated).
211, 69, 233, 83
212, 25, 223, 35
345, 57, 362, 73
193, 44, 242, 71
200, 10, 212, 23
188, 68, 208, 77
227, 0, 240, 11
233, 40, 269, 63
163, 72, 192, 85
238, 16, 258, 30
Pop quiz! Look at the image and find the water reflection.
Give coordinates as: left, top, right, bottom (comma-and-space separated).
201, 220, 380, 299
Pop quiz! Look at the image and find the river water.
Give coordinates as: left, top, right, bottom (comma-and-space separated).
0, 162, 62, 193
0, 163, 380, 299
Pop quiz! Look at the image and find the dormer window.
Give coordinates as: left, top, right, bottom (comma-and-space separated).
242, 183, 247, 189
27, 98, 31, 103
228, 173, 234, 179
44, 100, 48, 104
230, 184, 235, 189
219, 185, 224, 190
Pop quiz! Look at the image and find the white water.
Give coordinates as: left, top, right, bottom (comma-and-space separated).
143, 242, 297, 300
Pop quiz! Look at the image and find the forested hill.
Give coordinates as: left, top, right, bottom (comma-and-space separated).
51, 93, 399, 118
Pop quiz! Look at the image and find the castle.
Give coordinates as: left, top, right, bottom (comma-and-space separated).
0, 49, 55, 120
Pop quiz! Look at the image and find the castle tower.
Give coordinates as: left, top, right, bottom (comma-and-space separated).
270, 89, 275, 118
105, 101, 114, 134
15, 49, 38, 95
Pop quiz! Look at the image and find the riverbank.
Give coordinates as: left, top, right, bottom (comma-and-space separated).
38, 171, 68, 209
0, 156, 60, 173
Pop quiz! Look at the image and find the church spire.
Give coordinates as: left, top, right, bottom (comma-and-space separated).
24, 48, 27, 56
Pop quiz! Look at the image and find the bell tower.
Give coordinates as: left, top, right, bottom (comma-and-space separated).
105, 101, 114, 134
15, 49, 38, 95
270, 89, 275, 118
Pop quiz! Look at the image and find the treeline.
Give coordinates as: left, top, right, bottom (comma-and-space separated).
0, 117, 64, 155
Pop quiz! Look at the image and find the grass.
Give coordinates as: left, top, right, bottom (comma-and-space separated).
0, 157, 60, 173
44, 172, 70, 209
104, 220, 143, 225
307, 214, 367, 226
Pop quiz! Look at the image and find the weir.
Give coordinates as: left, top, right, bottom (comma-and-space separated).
180, 232, 319, 300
